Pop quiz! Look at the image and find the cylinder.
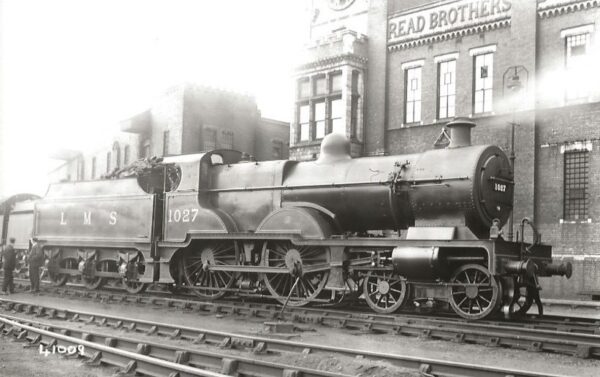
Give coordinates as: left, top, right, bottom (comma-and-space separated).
392, 246, 440, 280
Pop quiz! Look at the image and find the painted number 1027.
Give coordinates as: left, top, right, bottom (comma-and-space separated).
168, 208, 199, 223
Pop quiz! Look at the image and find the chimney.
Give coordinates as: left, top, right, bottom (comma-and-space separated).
446, 120, 476, 148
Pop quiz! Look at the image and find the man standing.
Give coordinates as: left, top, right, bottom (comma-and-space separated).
1, 238, 16, 294
28, 238, 44, 292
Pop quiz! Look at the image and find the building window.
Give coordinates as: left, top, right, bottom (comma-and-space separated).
473, 52, 494, 114
163, 131, 169, 156
298, 79, 310, 98
330, 73, 342, 93
405, 67, 422, 124
564, 150, 589, 221
295, 70, 352, 143
203, 128, 217, 150
91, 157, 96, 179
314, 75, 327, 96
565, 33, 590, 100
438, 60, 456, 119
299, 104, 310, 141
330, 98, 344, 135
272, 140, 283, 159
123, 145, 130, 165
106, 152, 111, 173
314, 101, 326, 139
221, 130, 234, 149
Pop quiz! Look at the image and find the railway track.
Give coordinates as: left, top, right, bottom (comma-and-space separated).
13, 278, 600, 334
3, 283, 600, 360
0, 300, 571, 377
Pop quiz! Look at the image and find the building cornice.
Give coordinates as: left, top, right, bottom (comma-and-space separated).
538, 0, 600, 18
295, 53, 368, 72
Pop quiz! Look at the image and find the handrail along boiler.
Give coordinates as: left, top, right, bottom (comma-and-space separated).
31, 120, 571, 320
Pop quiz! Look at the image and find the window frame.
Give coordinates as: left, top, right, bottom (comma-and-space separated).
298, 102, 310, 142
563, 149, 590, 221
472, 52, 494, 114
437, 59, 456, 120
221, 130, 234, 149
404, 66, 422, 124
314, 100, 327, 140
203, 128, 217, 151
564, 32, 591, 101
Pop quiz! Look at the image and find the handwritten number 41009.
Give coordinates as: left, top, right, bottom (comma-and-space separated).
39, 344, 85, 356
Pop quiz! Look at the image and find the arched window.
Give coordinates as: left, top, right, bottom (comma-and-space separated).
112, 142, 121, 168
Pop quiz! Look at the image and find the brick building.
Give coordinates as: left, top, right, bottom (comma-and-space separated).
292, 0, 600, 297
50, 84, 289, 182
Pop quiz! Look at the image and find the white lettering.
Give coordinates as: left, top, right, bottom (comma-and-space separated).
60, 212, 67, 225
388, 0, 512, 44
83, 211, 92, 225
109, 211, 117, 225
173, 209, 181, 222
168, 208, 200, 223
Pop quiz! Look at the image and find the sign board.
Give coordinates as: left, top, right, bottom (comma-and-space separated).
388, 0, 512, 45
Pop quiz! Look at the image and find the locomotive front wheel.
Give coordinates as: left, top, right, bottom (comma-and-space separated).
363, 272, 408, 314
262, 241, 329, 307
182, 241, 236, 299
49, 258, 77, 287
449, 264, 499, 320
122, 280, 148, 294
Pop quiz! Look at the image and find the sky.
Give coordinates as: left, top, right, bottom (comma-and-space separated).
0, 0, 308, 196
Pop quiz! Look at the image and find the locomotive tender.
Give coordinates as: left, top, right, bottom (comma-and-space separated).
30, 120, 571, 320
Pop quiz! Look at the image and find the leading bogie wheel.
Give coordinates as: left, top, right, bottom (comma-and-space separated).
363, 272, 408, 314
181, 241, 236, 299
262, 241, 330, 307
449, 264, 500, 320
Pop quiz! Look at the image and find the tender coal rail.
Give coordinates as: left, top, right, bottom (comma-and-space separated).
0, 304, 570, 377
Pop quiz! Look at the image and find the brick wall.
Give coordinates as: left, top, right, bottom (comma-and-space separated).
254, 118, 290, 161
536, 6, 600, 109
182, 86, 260, 156
150, 85, 184, 157
363, 0, 388, 155
535, 102, 600, 297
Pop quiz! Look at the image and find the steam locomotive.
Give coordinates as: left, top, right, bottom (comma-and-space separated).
4, 120, 572, 320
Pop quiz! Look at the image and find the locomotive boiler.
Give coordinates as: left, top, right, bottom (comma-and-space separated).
30, 120, 572, 320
